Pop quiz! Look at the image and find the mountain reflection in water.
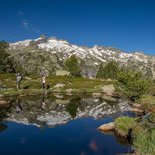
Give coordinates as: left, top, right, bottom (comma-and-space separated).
0, 95, 132, 155
0, 96, 131, 128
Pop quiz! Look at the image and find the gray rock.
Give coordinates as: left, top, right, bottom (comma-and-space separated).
54, 83, 65, 88
102, 84, 115, 96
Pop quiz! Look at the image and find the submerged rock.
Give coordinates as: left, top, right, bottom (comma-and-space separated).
98, 122, 115, 131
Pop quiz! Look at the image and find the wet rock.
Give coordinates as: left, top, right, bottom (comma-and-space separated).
102, 84, 115, 96
98, 122, 115, 131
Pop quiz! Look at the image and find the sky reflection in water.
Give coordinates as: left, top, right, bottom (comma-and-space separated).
0, 96, 131, 155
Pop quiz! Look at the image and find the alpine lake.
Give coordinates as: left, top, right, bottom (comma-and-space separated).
0, 94, 133, 155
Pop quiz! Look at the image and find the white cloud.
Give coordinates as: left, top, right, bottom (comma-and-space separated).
21, 20, 41, 34
22, 21, 29, 29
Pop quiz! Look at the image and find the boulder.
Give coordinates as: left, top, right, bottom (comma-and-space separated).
92, 93, 102, 97
131, 108, 144, 113
98, 122, 115, 131
56, 70, 70, 76
54, 83, 65, 88
102, 84, 115, 96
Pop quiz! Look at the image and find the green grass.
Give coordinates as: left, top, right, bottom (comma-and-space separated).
133, 128, 155, 155
114, 116, 136, 138
0, 73, 112, 96
137, 94, 155, 110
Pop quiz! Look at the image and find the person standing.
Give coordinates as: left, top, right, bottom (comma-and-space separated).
41, 75, 46, 90
16, 73, 22, 89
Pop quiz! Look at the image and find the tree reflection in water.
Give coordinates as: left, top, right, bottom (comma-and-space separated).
65, 97, 81, 118
0, 95, 131, 129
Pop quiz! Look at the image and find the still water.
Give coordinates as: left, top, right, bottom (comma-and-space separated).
0, 95, 132, 155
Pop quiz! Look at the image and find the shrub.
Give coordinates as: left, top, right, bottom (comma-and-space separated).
96, 61, 119, 79
115, 69, 151, 100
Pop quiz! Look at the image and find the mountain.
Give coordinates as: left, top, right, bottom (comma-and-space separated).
8, 35, 155, 78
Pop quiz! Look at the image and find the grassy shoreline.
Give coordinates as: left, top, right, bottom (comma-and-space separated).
0, 74, 113, 97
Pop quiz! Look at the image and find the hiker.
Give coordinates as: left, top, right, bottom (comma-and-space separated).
41, 75, 46, 90
16, 73, 22, 89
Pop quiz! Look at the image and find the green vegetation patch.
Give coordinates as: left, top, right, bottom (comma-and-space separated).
115, 70, 151, 100
133, 128, 155, 155
137, 94, 155, 110
115, 116, 136, 138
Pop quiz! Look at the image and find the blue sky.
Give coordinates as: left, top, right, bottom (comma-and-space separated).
0, 0, 155, 55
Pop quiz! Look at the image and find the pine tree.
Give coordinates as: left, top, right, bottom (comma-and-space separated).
65, 55, 81, 77
0, 41, 15, 73
96, 61, 119, 79
96, 64, 104, 78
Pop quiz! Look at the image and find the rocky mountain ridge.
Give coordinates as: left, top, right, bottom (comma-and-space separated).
9, 36, 155, 78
